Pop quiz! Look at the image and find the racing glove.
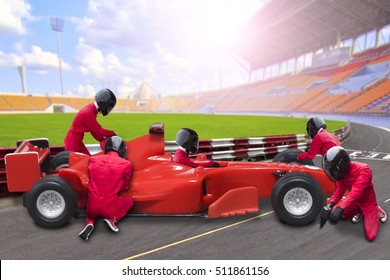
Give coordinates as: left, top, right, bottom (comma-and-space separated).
329, 207, 343, 224
319, 202, 336, 229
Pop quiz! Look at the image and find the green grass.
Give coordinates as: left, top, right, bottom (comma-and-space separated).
0, 113, 346, 148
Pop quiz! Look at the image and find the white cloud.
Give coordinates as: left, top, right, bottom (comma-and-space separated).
154, 42, 195, 74
76, 40, 105, 77
70, 0, 263, 95
0, 0, 32, 34
0, 50, 22, 66
76, 84, 96, 97
0, 0, 263, 96
71, 0, 145, 50
0, 45, 71, 73
24, 46, 71, 71
76, 39, 135, 81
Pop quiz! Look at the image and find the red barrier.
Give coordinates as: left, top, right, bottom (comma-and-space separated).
166, 124, 350, 161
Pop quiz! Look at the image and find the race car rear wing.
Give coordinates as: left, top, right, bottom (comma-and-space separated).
5, 140, 50, 193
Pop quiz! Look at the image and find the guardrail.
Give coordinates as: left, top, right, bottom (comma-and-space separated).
83, 123, 351, 160
165, 123, 351, 161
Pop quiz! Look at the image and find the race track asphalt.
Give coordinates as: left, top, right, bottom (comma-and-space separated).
0, 122, 389, 260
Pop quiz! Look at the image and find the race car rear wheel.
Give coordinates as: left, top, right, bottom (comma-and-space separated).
271, 172, 323, 226
272, 149, 314, 166
26, 176, 77, 228
50, 151, 70, 172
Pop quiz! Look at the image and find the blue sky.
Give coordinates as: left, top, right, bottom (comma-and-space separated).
0, 0, 264, 97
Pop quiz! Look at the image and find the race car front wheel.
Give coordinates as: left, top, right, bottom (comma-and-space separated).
271, 172, 323, 226
26, 176, 77, 228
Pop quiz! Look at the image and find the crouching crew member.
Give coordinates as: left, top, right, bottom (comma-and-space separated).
79, 136, 133, 241
65, 88, 117, 155
172, 128, 219, 168
322, 146, 387, 242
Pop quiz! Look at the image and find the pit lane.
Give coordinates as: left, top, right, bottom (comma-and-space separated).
0, 122, 389, 260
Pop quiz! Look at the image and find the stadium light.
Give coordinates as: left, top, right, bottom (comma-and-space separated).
50, 17, 64, 95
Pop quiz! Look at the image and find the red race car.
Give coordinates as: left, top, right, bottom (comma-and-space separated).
5, 123, 335, 228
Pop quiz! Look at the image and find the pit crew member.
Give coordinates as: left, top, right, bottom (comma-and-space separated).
79, 136, 133, 241
64, 88, 116, 155
285, 116, 340, 162
322, 146, 387, 241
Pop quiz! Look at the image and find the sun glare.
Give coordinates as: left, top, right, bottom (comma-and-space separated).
198, 0, 262, 47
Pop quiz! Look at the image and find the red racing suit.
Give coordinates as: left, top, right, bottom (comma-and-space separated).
64, 103, 115, 155
329, 162, 380, 241
85, 151, 133, 226
172, 148, 215, 168
297, 128, 340, 160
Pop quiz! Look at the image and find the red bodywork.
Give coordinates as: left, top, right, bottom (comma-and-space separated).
5, 123, 336, 218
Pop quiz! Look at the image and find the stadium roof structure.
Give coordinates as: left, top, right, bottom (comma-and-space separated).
229, 0, 390, 71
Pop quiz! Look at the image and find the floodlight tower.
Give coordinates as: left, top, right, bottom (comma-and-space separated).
50, 17, 64, 95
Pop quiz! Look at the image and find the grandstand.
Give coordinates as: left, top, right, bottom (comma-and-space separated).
1, 0, 390, 117
1, 44, 389, 115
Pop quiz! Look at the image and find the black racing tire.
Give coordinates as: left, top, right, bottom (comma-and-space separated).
50, 151, 71, 172
272, 149, 314, 166
271, 172, 323, 226
26, 176, 77, 228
